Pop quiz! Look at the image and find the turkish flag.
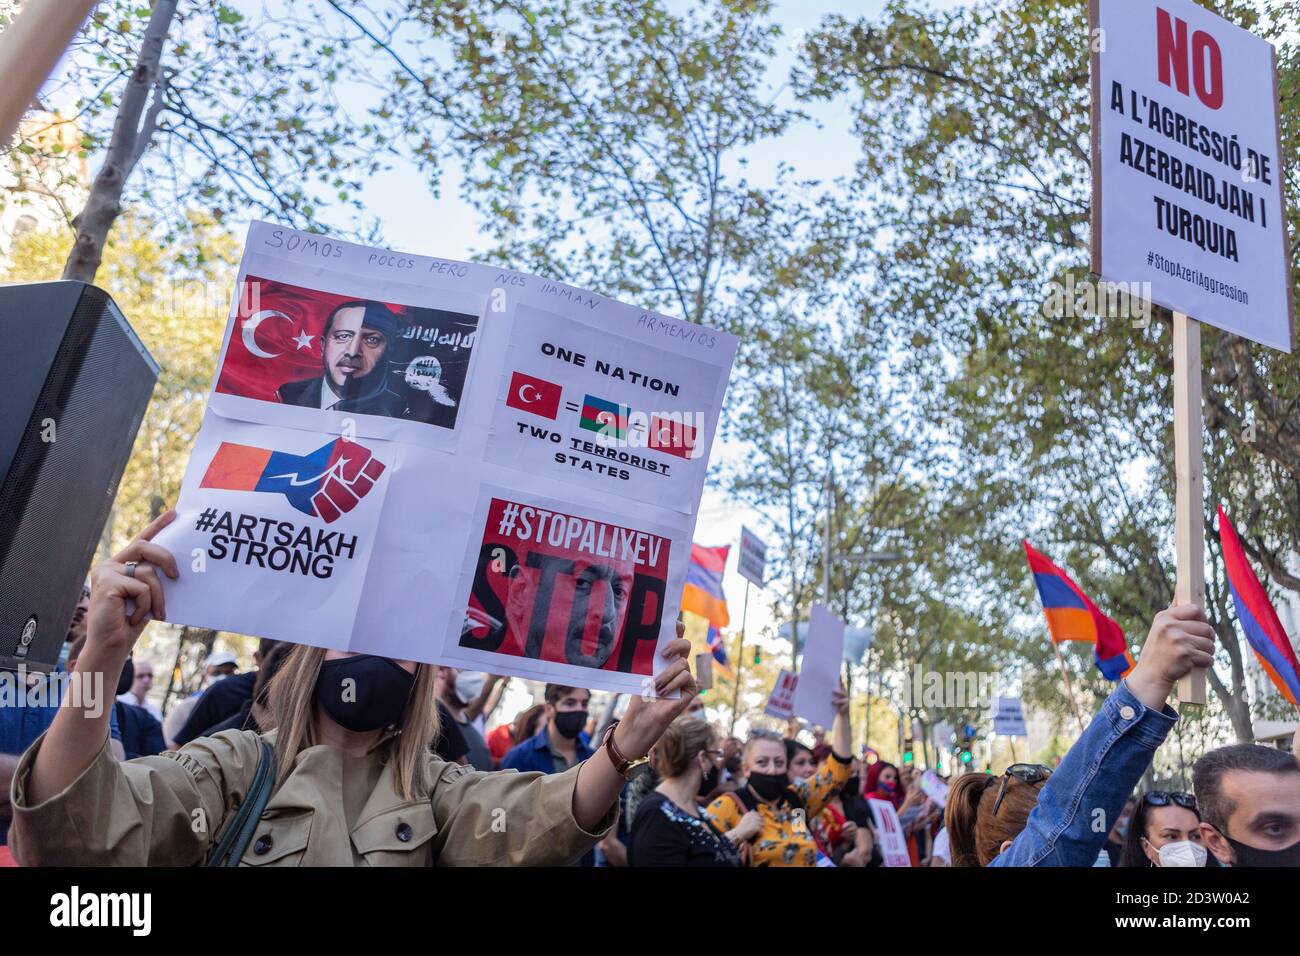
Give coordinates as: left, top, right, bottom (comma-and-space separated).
648, 414, 697, 459
506, 371, 562, 419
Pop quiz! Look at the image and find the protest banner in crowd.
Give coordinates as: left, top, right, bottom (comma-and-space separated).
920, 770, 948, 808
992, 696, 1028, 737
737, 525, 766, 587
156, 221, 736, 695
791, 604, 845, 728
867, 798, 912, 867
764, 669, 798, 719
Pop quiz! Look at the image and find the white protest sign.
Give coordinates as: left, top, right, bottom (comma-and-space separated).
737, 525, 767, 587
992, 696, 1028, 737
791, 603, 844, 729
920, 770, 948, 809
764, 668, 798, 719
867, 798, 912, 867
1091, 0, 1294, 351
156, 221, 737, 697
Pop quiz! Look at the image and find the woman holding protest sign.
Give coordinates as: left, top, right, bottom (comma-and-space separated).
8, 511, 701, 867
703, 685, 854, 866
945, 604, 1215, 867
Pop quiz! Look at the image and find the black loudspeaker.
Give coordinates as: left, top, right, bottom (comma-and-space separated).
0, 281, 159, 672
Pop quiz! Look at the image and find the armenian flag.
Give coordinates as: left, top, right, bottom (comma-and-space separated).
1218, 506, 1300, 708
1024, 541, 1135, 680
682, 543, 730, 629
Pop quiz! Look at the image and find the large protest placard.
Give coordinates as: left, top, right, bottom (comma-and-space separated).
1090, 0, 1293, 351
156, 221, 736, 695
1089, 0, 1295, 704
791, 604, 844, 729
867, 798, 912, 867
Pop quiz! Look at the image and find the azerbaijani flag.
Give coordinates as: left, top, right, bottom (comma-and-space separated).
580, 393, 630, 439
682, 543, 730, 629
1218, 506, 1300, 708
1024, 541, 1135, 680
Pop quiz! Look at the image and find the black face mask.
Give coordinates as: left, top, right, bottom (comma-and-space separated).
553, 710, 587, 740
1224, 833, 1300, 867
697, 762, 720, 797
844, 776, 860, 797
724, 756, 742, 775
116, 657, 135, 697
747, 771, 790, 803
315, 655, 414, 732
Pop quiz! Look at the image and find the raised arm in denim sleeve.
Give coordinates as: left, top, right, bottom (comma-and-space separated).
990, 680, 1177, 867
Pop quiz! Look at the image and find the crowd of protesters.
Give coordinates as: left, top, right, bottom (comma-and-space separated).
0, 511, 1297, 867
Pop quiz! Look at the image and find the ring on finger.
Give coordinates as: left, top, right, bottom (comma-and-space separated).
125, 562, 138, 579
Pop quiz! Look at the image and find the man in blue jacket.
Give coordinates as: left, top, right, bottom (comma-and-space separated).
502, 683, 596, 865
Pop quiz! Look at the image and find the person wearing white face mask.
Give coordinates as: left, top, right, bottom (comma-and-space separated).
1118, 790, 1208, 868
435, 667, 494, 771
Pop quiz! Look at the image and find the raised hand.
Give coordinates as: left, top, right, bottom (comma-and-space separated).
87, 510, 180, 658
613, 619, 699, 759
1128, 603, 1216, 709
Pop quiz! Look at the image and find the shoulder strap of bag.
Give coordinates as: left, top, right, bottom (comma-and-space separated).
205, 738, 276, 867
718, 790, 755, 866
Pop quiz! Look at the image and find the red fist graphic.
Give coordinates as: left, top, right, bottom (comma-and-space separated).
311, 444, 387, 523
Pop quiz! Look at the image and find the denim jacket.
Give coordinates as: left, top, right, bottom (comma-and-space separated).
991, 679, 1178, 867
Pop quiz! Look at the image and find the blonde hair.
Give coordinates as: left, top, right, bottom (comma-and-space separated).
651, 717, 715, 778
265, 645, 441, 801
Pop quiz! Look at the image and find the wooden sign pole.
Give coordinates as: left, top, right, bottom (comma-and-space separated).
1173, 312, 1208, 705
727, 579, 750, 737
1052, 641, 1087, 736
0, 0, 101, 147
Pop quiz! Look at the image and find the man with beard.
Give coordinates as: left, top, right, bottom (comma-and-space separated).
499, 557, 634, 670
277, 300, 409, 417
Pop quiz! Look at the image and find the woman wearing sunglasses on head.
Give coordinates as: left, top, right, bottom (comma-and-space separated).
945, 602, 1215, 866
1118, 791, 1208, 868
8, 512, 701, 867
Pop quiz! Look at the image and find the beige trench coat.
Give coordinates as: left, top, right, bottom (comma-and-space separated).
8, 728, 616, 866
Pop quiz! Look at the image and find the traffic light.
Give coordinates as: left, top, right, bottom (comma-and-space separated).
956, 724, 976, 766
902, 739, 915, 765
753, 647, 761, 665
